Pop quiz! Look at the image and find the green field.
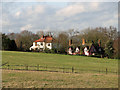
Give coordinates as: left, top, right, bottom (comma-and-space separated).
2, 51, 118, 88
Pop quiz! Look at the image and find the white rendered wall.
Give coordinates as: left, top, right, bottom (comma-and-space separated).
33, 42, 35, 46
30, 42, 52, 50
46, 43, 52, 49
37, 42, 45, 49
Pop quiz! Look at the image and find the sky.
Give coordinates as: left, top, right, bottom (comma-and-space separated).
1, 2, 118, 34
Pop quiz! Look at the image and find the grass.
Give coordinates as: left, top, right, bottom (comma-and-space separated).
2, 51, 118, 71
2, 70, 118, 88
2, 51, 118, 88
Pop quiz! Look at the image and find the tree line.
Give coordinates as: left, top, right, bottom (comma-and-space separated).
1, 26, 120, 59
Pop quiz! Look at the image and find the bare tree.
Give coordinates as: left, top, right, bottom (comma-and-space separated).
55, 32, 69, 53
77, 26, 118, 48
15, 30, 39, 51
36, 30, 44, 38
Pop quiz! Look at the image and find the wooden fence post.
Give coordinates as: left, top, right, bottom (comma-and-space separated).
8, 64, 9, 70
116, 71, 117, 75
37, 64, 39, 71
106, 68, 107, 74
63, 67, 64, 73
46, 66, 47, 70
21, 83, 23, 88
72, 67, 74, 73
25, 65, 28, 70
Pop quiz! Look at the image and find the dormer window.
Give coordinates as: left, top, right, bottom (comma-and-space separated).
41, 42, 43, 46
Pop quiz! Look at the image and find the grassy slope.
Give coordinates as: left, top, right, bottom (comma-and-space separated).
2, 51, 118, 88
2, 51, 118, 71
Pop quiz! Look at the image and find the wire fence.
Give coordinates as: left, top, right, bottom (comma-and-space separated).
1, 62, 118, 75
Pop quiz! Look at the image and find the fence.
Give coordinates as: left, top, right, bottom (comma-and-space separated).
1, 63, 118, 75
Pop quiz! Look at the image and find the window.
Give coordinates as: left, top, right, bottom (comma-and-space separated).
48, 43, 50, 46
35, 42, 37, 46
41, 42, 43, 46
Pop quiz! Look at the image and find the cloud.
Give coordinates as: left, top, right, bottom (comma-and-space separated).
114, 14, 118, 19
103, 19, 117, 27
102, 13, 118, 27
8, 29, 14, 33
20, 24, 32, 31
2, 2, 118, 33
34, 5, 45, 13
55, 2, 100, 17
23, 5, 45, 16
15, 11, 21, 17
90, 2, 99, 9
13, 5, 46, 19
2, 12, 10, 26
56, 4, 85, 17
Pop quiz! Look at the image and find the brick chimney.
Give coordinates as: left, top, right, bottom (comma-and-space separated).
41, 35, 44, 39
69, 39, 72, 46
82, 38, 85, 45
98, 39, 101, 46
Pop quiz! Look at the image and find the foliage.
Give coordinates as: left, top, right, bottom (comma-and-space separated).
54, 32, 69, 54
2, 34, 17, 51
1, 26, 119, 59
51, 48, 57, 53
44, 48, 51, 53
113, 37, 120, 59
15, 30, 39, 51
105, 40, 114, 58
78, 26, 117, 48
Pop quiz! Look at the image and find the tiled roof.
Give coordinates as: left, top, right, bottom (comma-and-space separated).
34, 36, 53, 43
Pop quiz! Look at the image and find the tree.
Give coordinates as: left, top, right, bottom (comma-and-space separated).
2, 34, 17, 51
36, 30, 44, 38
0, 33, 2, 50
15, 30, 39, 51
7, 33, 17, 40
113, 37, 120, 59
105, 40, 114, 58
2, 34, 10, 50
78, 26, 117, 48
55, 32, 69, 54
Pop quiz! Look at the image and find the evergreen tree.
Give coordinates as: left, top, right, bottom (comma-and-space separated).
105, 40, 114, 58
2, 34, 17, 50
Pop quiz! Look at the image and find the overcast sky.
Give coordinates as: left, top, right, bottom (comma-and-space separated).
1, 2, 118, 34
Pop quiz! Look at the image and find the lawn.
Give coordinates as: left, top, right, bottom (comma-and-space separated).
1, 51, 118, 88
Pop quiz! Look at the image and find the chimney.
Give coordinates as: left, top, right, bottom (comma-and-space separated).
98, 39, 101, 46
41, 35, 44, 39
82, 38, 85, 45
69, 39, 72, 46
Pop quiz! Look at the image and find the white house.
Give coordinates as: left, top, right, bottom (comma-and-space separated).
75, 47, 80, 53
68, 47, 72, 55
84, 47, 89, 56
30, 35, 53, 51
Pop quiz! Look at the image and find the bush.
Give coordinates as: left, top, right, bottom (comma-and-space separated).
51, 48, 57, 53
44, 48, 50, 53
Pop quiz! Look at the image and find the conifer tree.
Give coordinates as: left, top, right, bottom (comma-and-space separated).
105, 40, 114, 58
